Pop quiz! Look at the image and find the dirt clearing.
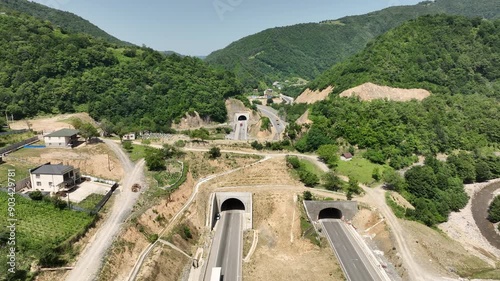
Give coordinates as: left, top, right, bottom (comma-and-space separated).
339, 82, 430, 101
295, 86, 333, 104
10, 113, 95, 133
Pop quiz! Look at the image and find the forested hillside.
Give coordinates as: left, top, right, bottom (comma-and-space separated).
205, 0, 500, 88
297, 15, 500, 159
309, 15, 500, 97
0, 0, 128, 45
0, 11, 241, 130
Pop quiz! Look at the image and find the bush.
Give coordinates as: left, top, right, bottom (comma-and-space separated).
29, 190, 43, 201
488, 195, 500, 223
251, 141, 264, 150
286, 156, 301, 169
303, 191, 313, 200
208, 147, 221, 159
122, 140, 133, 152
298, 170, 319, 187
182, 226, 193, 240
174, 140, 186, 147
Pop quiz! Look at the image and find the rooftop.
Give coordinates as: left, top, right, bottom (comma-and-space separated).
45, 129, 79, 138
31, 164, 74, 175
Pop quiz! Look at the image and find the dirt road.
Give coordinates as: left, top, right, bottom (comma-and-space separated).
64, 139, 146, 281
472, 181, 500, 250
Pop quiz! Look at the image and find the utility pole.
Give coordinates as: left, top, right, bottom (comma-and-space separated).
5, 110, 9, 129
108, 153, 111, 171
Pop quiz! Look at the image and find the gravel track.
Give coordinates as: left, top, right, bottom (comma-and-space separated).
65, 139, 146, 281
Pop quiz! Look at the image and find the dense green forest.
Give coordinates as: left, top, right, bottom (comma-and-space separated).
297, 16, 500, 165
206, 0, 500, 89
0, 11, 241, 130
309, 15, 500, 97
0, 0, 128, 45
386, 152, 500, 226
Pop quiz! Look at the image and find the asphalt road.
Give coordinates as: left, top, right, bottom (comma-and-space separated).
256, 105, 286, 140
322, 219, 382, 281
203, 211, 243, 281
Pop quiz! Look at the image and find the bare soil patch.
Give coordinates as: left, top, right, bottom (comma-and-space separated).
339, 82, 430, 102
9, 143, 124, 181
296, 109, 313, 126
10, 113, 95, 133
243, 190, 343, 281
295, 86, 333, 104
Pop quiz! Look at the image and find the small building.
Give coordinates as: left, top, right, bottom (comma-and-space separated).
44, 129, 79, 148
264, 88, 273, 98
29, 163, 81, 194
341, 152, 353, 161
123, 133, 136, 141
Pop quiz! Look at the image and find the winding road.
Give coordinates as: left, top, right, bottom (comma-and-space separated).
65, 139, 146, 281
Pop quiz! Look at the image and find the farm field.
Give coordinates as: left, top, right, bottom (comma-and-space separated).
0, 192, 95, 280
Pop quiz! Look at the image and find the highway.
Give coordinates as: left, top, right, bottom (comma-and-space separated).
321, 219, 384, 281
203, 211, 243, 281
256, 105, 286, 140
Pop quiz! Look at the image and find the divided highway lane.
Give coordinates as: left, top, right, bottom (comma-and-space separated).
203, 211, 243, 281
321, 219, 383, 281
256, 105, 286, 140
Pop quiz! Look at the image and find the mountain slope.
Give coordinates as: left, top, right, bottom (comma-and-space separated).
205, 0, 500, 88
308, 14, 500, 97
0, 11, 241, 132
0, 0, 129, 45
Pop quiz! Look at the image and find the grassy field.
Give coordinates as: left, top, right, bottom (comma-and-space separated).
74, 193, 105, 210
150, 161, 183, 188
129, 144, 148, 162
0, 192, 94, 279
336, 156, 390, 184
299, 158, 326, 179
0, 161, 32, 185
0, 131, 35, 148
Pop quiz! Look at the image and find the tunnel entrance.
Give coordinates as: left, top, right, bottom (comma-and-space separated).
237, 115, 248, 121
318, 208, 343, 220
221, 198, 245, 211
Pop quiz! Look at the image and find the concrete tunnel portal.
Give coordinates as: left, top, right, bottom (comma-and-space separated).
318, 208, 343, 220
237, 115, 248, 121
221, 198, 245, 211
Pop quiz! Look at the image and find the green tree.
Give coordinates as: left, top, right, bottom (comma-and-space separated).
488, 195, 500, 223
208, 147, 221, 159
298, 170, 319, 187
448, 152, 477, 184
303, 191, 313, 201
316, 144, 339, 168
405, 166, 437, 199
145, 149, 166, 171
80, 123, 99, 143
476, 160, 493, 182
122, 141, 133, 152
323, 172, 343, 191
347, 177, 361, 195
372, 167, 381, 182
382, 169, 406, 192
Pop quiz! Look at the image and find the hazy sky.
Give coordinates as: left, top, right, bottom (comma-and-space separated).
29, 0, 423, 56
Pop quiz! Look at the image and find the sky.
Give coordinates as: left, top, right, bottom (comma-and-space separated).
29, 0, 423, 56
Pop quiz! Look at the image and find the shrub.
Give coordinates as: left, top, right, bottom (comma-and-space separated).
488, 195, 500, 223
208, 147, 221, 159
303, 191, 313, 201
29, 190, 43, 201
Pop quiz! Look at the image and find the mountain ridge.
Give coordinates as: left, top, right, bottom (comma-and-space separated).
205, 0, 500, 88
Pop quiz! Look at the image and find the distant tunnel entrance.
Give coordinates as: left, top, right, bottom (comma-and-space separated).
238, 115, 248, 121
318, 208, 343, 220
221, 198, 245, 211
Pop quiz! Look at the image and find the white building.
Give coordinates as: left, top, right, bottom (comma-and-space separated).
44, 129, 79, 148
123, 133, 136, 141
29, 163, 81, 194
